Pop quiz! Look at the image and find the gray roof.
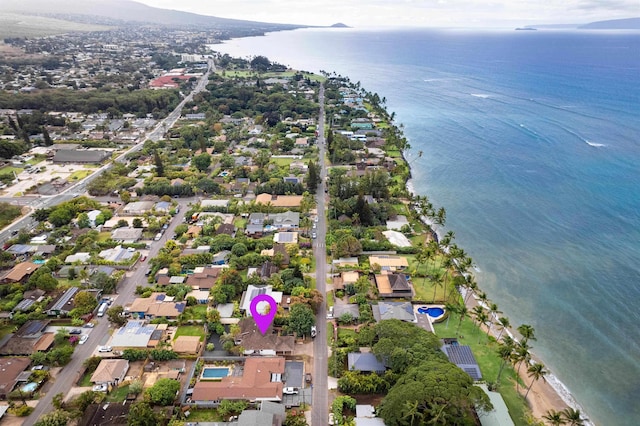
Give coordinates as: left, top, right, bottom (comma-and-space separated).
111, 228, 143, 241
333, 303, 360, 319
442, 344, 482, 380
271, 211, 300, 227
52, 149, 110, 163
348, 353, 386, 373
372, 301, 416, 322
110, 320, 156, 347
48, 287, 78, 313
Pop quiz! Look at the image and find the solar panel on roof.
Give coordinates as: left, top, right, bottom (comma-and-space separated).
156, 294, 165, 301
176, 303, 186, 313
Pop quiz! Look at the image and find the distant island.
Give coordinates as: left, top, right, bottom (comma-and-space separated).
578, 17, 640, 30
515, 27, 537, 31
330, 23, 350, 28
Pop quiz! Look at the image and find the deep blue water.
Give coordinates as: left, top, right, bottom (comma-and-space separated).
213, 28, 640, 425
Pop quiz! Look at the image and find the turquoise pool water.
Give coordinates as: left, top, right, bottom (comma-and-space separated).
201, 367, 230, 379
21, 382, 38, 393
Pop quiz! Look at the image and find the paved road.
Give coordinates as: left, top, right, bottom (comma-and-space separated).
24, 198, 192, 425
0, 59, 214, 245
312, 84, 329, 426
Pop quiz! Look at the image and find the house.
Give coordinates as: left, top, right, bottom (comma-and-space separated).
109, 321, 159, 348
86, 210, 102, 227
191, 357, 285, 403
332, 257, 359, 268
79, 403, 131, 426
103, 217, 147, 230
111, 228, 143, 243
128, 293, 186, 320
186, 266, 224, 290
441, 341, 482, 381
368, 255, 409, 271
52, 149, 110, 164
0, 320, 54, 356
237, 401, 286, 426
212, 250, 231, 265
13, 289, 46, 313
371, 301, 416, 323
0, 261, 41, 283
98, 246, 135, 263
477, 383, 515, 426
186, 289, 210, 304
333, 303, 360, 320
240, 285, 283, 316
273, 232, 298, 244
348, 353, 386, 374
91, 359, 130, 387
374, 271, 413, 298
0, 357, 31, 399
271, 211, 300, 230
64, 252, 91, 264
173, 336, 202, 354
154, 201, 172, 213
386, 215, 410, 231
283, 175, 303, 185
122, 201, 155, 215
235, 318, 295, 356
255, 193, 303, 208
216, 223, 236, 237
45, 286, 79, 316
355, 405, 386, 426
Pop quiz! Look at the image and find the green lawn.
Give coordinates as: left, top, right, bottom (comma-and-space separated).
434, 318, 529, 426
184, 408, 225, 422
69, 170, 92, 181
106, 384, 131, 402
233, 218, 247, 229
174, 325, 206, 341
0, 166, 23, 175
271, 157, 297, 167
79, 371, 93, 387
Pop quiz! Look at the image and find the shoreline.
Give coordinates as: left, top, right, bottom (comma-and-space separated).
408, 176, 592, 424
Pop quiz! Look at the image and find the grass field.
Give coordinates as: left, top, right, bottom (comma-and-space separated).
183, 408, 224, 422
0, 13, 109, 39
434, 318, 529, 426
0, 202, 22, 229
271, 157, 298, 167
106, 384, 131, 403
0, 166, 23, 176
69, 170, 92, 181
174, 325, 206, 341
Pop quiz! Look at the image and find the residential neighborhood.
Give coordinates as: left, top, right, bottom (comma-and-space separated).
0, 14, 543, 426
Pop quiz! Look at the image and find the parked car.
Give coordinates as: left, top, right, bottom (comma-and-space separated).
141, 255, 147, 262
329, 413, 335, 425
83, 322, 95, 328
283, 387, 299, 395
311, 232, 317, 239
310, 325, 317, 338
98, 346, 112, 353
79, 335, 89, 344
92, 384, 108, 392
69, 329, 82, 335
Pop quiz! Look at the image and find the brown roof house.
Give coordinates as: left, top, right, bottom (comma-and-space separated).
91, 359, 130, 386
0, 357, 31, 399
374, 271, 413, 298
172, 336, 202, 355
369, 255, 409, 271
255, 193, 303, 208
235, 318, 295, 356
185, 266, 224, 290
191, 357, 285, 403
128, 293, 186, 320
1, 261, 41, 283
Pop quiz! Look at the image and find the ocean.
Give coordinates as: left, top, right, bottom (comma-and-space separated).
211, 28, 640, 425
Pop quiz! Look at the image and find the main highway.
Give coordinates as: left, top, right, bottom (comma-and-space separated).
19, 61, 213, 425
311, 84, 330, 426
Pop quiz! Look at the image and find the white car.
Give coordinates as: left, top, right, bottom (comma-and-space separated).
92, 384, 108, 392
310, 325, 317, 338
283, 387, 298, 395
79, 334, 88, 344
328, 413, 335, 425
98, 346, 112, 353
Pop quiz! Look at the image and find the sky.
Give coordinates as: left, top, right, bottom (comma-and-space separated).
136, 0, 639, 28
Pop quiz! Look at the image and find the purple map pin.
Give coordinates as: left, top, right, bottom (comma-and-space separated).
250, 294, 277, 335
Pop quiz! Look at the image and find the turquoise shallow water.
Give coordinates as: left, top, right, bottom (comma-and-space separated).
213, 28, 640, 425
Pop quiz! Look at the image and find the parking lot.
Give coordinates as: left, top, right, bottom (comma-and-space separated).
0, 160, 96, 197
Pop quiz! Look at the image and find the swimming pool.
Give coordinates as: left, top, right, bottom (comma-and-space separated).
417, 306, 445, 319
21, 382, 38, 393
201, 367, 230, 380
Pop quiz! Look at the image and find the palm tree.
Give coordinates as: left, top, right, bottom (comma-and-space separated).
402, 400, 424, 425
444, 302, 458, 328
561, 407, 584, 426
518, 324, 536, 344
525, 363, 547, 399
486, 302, 501, 335
463, 276, 478, 304
455, 304, 468, 336
477, 291, 489, 307
495, 343, 513, 386
496, 316, 511, 341
513, 341, 531, 392
431, 272, 444, 303
440, 257, 454, 301
543, 410, 567, 426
